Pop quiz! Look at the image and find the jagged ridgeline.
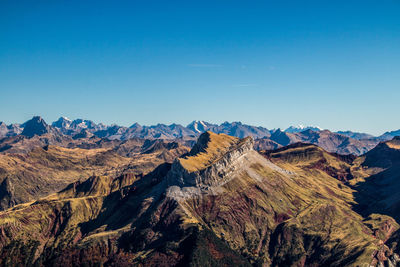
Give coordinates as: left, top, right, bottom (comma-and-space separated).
0, 131, 400, 266
2, 116, 398, 156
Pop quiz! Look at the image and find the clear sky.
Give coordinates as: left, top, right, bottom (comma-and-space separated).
1, 1, 399, 135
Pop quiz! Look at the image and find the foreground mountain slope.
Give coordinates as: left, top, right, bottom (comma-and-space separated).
0, 132, 397, 266
166, 133, 383, 266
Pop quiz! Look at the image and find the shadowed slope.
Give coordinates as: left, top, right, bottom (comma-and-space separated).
0, 133, 398, 266
353, 137, 400, 222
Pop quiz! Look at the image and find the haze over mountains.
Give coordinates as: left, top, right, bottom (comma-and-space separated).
1, 116, 399, 156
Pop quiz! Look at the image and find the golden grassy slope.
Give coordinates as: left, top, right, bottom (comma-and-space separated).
179, 131, 238, 172
173, 142, 396, 266
0, 146, 129, 208
386, 141, 400, 150
0, 136, 398, 266
0, 143, 189, 210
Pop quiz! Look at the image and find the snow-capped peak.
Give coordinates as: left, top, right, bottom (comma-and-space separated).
284, 125, 322, 133
187, 120, 209, 133
52, 117, 72, 129
61, 116, 72, 122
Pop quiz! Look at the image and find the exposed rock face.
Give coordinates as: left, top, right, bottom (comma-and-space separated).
0, 123, 7, 137
337, 130, 374, 140
167, 131, 254, 188
72, 129, 94, 139
379, 130, 400, 141
3, 116, 395, 155
187, 120, 212, 133
285, 125, 322, 133
0, 177, 16, 208
21, 116, 53, 137
263, 129, 379, 156
269, 129, 297, 146
1, 132, 400, 266
51, 116, 72, 129
0, 122, 22, 138
253, 137, 281, 151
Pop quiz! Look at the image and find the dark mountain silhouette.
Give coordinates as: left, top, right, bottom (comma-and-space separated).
21, 116, 55, 137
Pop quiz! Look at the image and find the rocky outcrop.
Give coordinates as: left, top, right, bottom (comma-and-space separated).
0, 123, 22, 138
72, 129, 94, 139
1, 131, 400, 266
167, 132, 254, 188
0, 123, 8, 138
0, 178, 16, 209
21, 116, 54, 138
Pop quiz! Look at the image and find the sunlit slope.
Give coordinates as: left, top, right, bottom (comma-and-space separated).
0, 141, 189, 210
0, 133, 398, 266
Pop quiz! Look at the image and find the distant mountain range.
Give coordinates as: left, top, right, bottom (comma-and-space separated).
0, 116, 399, 155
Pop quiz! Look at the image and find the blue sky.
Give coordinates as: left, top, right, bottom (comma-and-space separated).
0, 1, 399, 135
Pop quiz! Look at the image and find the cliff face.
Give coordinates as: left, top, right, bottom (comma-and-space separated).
163, 132, 390, 266
0, 132, 400, 266
167, 131, 254, 188
21, 116, 54, 138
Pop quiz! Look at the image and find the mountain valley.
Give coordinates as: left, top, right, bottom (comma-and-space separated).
0, 127, 399, 266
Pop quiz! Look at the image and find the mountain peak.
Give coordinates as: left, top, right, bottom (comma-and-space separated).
52, 116, 72, 128
284, 125, 322, 133
187, 120, 211, 133
379, 129, 400, 141
60, 116, 71, 121
270, 128, 292, 146
167, 131, 254, 188
21, 116, 51, 137
129, 122, 141, 128
31, 116, 44, 122
187, 131, 238, 159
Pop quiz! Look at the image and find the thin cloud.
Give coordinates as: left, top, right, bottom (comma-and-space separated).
187, 64, 222, 68
232, 84, 258, 87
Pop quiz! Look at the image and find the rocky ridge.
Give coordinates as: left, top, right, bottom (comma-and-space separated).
2, 116, 398, 155
167, 132, 254, 192
0, 132, 400, 265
